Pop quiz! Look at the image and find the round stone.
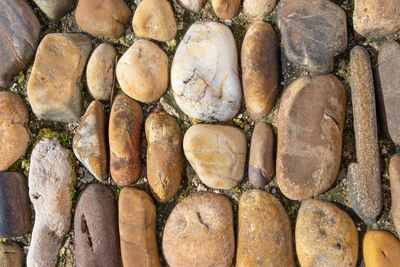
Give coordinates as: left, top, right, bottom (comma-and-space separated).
363, 230, 400, 267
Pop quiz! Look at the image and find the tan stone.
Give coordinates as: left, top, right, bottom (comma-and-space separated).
33, 0, 74, 20
116, 40, 168, 103
0, 242, 23, 267
244, 0, 276, 20
390, 154, 400, 235
211, 0, 241, 19
178, 0, 207, 12
363, 230, 400, 267
183, 124, 247, 190
236, 189, 295, 267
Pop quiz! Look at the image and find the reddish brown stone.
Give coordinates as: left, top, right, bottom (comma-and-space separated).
211, 0, 241, 19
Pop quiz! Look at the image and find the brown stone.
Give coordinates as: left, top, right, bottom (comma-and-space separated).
363, 230, 400, 267
276, 75, 346, 200
211, 0, 241, 19
119, 187, 160, 267
178, 0, 207, 12
0, 242, 23, 267
296, 199, 359, 267
236, 190, 295, 267
109, 95, 143, 186
242, 21, 278, 119
33, 0, 74, 20
389, 155, 400, 235
145, 111, 183, 202
75, 184, 121, 267
244, 0, 276, 20
163, 192, 235, 267
248, 122, 274, 188
348, 46, 382, 225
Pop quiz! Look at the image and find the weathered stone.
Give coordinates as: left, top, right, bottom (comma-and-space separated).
132, 0, 177, 42
348, 46, 382, 225
0, 242, 23, 267
109, 95, 143, 186
183, 124, 247, 190
119, 187, 160, 267
27, 138, 73, 267
242, 21, 278, 118
363, 230, 400, 267
145, 111, 183, 202
389, 155, 400, 235
249, 122, 274, 188
353, 0, 400, 38
0, 0, 40, 88
377, 40, 400, 145
0, 172, 30, 238
27, 33, 92, 122
244, 0, 276, 20
277, 75, 346, 200
86, 43, 117, 101
73, 101, 108, 181
163, 192, 234, 267
296, 199, 359, 267
236, 190, 295, 267
211, 0, 241, 19
33, 0, 74, 19
0, 92, 30, 171
171, 22, 241, 121
75, 184, 121, 267
116, 40, 168, 103
178, 0, 207, 12
278, 0, 347, 73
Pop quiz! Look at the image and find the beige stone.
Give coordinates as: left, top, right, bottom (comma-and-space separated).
390, 154, 400, 235
363, 230, 400, 267
211, 0, 241, 19
178, 0, 207, 12
244, 0, 276, 20
0, 242, 23, 267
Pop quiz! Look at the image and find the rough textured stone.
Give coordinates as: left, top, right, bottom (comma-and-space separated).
278, 0, 347, 73
145, 111, 183, 202
244, 0, 276, 20
363, 230, 400, 267
75, 184, 121, 267
348, 46, 382, 225
116, 40, 168, 103
277, 75, 346, 200
86, 43, 117, 101
0, 172, 30, 238
0, 242, 23, 267
377, 40, 400, 145
0, 0, 40, 88
73, 101, 108, 181
236, 190, 295, 267
163, 192, 234, 267
178, 0, 207, 12
119, 187, 160, 267
389, 155, 400, 235
76, 0, 131, 39
353, 0, 400, 38
184, 124, 247, 190
0, 92, 30, 171
132, 0, 177, 42
171, 22, 241, 121
296, 199, 359, 267
211, 0, 241, 19
109, 95, 143, 186
33, 0, 74, 19
27, 138, 73, 267
249, 122, 274, 188
27, 33, 92, 122
242, 21, 278, 118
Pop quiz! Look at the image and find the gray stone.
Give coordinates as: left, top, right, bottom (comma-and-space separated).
33, 0, 75, 20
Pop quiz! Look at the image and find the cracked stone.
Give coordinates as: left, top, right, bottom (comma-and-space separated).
363, 230, 400, 266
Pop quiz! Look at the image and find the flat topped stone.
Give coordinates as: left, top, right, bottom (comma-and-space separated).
33, 0, 75, 20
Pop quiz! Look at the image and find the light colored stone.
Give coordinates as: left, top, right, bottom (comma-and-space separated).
183, 124, 247, 190
389, 155, 400, 235
116, 40, 168, 103
171, 22, 241, 121
244, 0, 276, 20
33, 0, 74, 19
0, 242, 23, 267
211, 0, 241, 19
363, 230, 400, 267
178, 0, 207, 12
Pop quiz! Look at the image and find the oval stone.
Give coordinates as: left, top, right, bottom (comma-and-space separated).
244, 0, 276, 20
389, 154, 400, 235
363, 230, 400, 267
211, 0, 241, 19
277, 75, 346, 200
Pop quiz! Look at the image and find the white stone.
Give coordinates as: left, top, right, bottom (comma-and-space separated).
178, 0, 207, 12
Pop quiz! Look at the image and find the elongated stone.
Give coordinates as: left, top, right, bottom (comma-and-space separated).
0, 242, 23, 267
33, 0, 74, 20
389, 155, 400, 235
348, 46, 382, 225
363, 230, 400, 267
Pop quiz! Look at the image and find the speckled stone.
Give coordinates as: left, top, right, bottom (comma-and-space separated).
244, 0, 276, 20
0, 242, 23, 267
178, 0, 207, 12
389, 155, 400, 235
211, 0, 241, 19
363, 230, 400, 267
33, 0, 74, 19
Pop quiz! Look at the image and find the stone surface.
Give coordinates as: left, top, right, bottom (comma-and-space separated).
132, 0, 177, 42
242, 21, 278, 118
33, 0, 74, 19
249, 122, 274, 188
73, 101, 108, 181
244, 0, 276, 20
277, 75, 346, 200
0, 92, 30, 171
348, 46, 382, 225
75, 184, 121, 267
236, 190, 295, 267
145, 111, 183, 202
171, 22, 241, 121
296, 199, 359, 267
389, 155, 400, 235
0, 0, 40, 88
363, 230, 400, 267
0, 242, 23, 267
0, 172, 30, 238
76, 0, 131, 39
119, 187, 160, 267
27, 33, 92, 122
353, 0, 400, 38
178, 0, 207, 12
278, 0, 347, 73
27, 138, 73, 267
109, 95, 143, 186
211, 0, 241, 19
116, 40, 168, 103
183, 124, 247, 190
86, 43, 117, 101
377, 40, 400, 145
163, 192, 234, 267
